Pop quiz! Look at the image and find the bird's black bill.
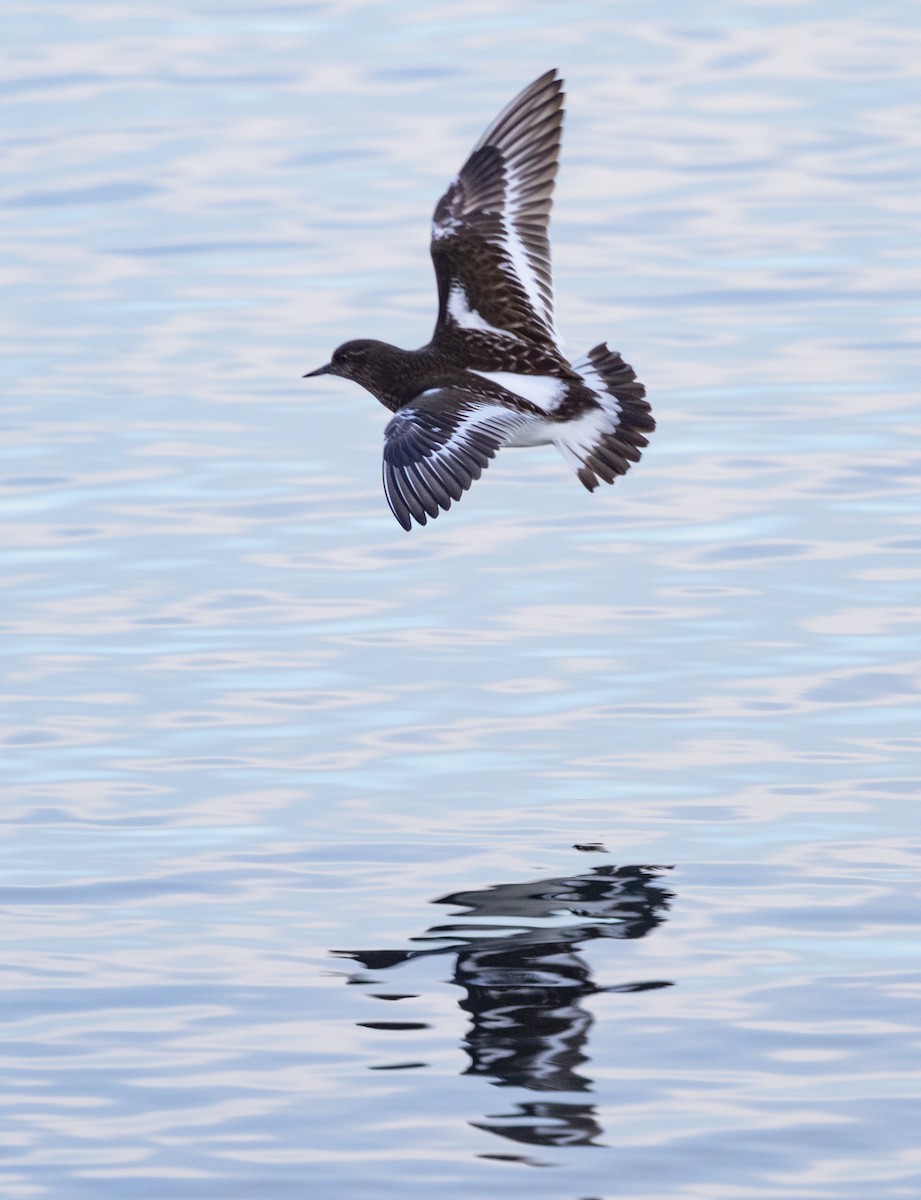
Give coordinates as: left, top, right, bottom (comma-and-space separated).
303, 363, 332, 378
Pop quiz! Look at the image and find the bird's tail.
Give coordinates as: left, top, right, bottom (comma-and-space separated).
555, 343, 655, 491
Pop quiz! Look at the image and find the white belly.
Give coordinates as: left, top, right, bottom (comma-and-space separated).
505, 413, 557, 448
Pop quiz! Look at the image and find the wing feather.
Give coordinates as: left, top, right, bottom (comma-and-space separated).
430, 70, 564, 352
383, 390, 528, 529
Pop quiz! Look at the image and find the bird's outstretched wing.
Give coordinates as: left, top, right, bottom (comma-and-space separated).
430, 70, 564, 355
382, 389, 530, 530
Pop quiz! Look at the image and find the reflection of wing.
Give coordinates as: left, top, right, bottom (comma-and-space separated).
430, 70, 564, 351
382, 389, 528, 530
441, 865, 674, 937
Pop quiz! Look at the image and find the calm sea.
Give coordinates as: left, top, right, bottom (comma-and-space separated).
2, 2, 920, 1197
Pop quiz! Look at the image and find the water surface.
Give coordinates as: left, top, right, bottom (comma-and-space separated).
2, 3, 920, 1197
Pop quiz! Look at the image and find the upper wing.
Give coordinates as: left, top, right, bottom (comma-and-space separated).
382, 390, 529, 530
430, 70, 564, 352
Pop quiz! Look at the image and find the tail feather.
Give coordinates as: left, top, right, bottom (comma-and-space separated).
558, 343, 654, 492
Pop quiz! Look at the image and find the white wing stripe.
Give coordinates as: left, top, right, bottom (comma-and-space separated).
500, 157, 555, 337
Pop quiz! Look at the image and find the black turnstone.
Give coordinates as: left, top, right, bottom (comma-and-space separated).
305, 69, 653, 530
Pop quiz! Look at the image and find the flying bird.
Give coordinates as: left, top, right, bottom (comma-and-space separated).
305, 69, 653, 530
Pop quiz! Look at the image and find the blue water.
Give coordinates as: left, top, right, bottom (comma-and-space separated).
2, 3, 920, 1197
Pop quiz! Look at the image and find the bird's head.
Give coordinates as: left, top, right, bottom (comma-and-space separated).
304, 339, 412, 409
305, 339, 377, 380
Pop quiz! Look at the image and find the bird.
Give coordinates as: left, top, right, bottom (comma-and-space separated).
305, 69, 653, 531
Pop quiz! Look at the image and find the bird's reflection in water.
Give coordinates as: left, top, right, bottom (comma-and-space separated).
334, 862, 674, 1154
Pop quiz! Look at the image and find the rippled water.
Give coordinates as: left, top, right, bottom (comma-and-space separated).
3, 3, 920, 1197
